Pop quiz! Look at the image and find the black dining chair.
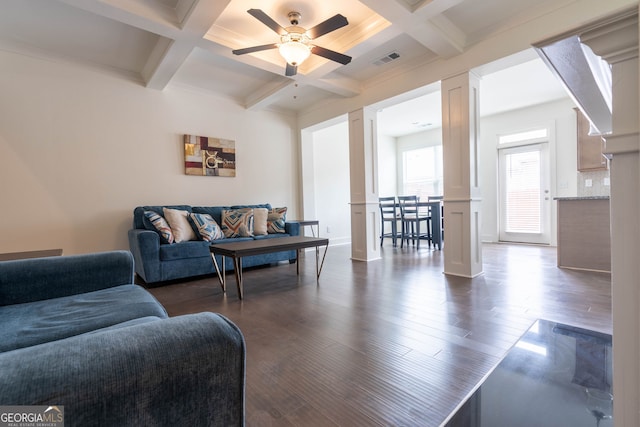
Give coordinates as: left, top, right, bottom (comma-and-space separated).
379, 196, 401, 247
398, 195, 431, 249
428, 195, 444, 242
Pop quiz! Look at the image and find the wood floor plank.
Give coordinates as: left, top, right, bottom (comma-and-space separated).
147, 242, 612, 426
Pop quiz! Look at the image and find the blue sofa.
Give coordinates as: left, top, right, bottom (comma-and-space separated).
128, 204, 300, 284
0, 251, 245, 426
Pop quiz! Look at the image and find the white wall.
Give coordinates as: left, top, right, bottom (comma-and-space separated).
310, 122, 351, 244
0, 50, 299, 255
377, 133, 397, 197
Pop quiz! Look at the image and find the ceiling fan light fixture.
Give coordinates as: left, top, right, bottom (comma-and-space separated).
278, 33, 311, 66
235, 9, 351, 76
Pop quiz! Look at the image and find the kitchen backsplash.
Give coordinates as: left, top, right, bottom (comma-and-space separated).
577, 169, 611, 197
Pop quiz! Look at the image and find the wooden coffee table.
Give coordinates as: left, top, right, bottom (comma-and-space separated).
209, 236, 329, 299
0, 249, 63, 261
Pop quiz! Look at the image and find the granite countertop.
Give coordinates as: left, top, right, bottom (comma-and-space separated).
554, 196, 610, 200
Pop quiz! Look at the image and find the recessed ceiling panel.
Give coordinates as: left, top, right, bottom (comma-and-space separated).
207, 0, 384, 73
332, 33, 437, 82
378, 90, 442, 137
479, 58, 569, 117
268, 84, 339, 112
442, 0, 556, 43
0, 0, 161, 74
171, 47, 287, 101
155, 0, 180, 8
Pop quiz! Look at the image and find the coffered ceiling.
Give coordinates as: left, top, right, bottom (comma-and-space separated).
0, 0, 576, 127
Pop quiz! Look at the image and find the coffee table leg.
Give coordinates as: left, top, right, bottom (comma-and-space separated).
316, 244, 328, 281
210, 253, 226, 293
233, 257, 243, 299
296, 249, 300, 275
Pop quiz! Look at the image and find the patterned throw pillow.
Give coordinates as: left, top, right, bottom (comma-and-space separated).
267, 207, 287, 234
189, 213, 224, 241
252, 208, 269, 236
163, 208, 197, 243
143, 210, 174, 244
221, 209, 254, 238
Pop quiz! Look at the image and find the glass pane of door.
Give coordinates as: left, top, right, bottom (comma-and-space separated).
499, 143, 550, 244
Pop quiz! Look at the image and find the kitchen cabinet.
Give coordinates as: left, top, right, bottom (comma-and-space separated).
575, 108, 607, 171
556, 197, 610, 272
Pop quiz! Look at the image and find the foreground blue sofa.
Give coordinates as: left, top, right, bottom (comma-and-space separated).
0, 251, 245, 426
128, 204, 301, 284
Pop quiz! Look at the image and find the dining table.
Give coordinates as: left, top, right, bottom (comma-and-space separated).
396, 201, 442, 250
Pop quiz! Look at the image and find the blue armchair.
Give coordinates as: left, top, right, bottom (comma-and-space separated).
0, 251, 245, 426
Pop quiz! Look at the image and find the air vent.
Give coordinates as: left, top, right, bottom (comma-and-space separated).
373, 51, 400, 66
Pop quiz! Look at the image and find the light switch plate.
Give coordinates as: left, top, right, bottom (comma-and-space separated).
585, 179, 593, 187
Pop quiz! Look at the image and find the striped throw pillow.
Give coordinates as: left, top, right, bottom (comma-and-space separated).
267, 207, 287, 234
190, 213, 224, 241
143, 210, 174, 244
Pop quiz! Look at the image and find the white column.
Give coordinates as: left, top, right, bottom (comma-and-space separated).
348, 108, 381, 261
581, 10, 640, 426
440, 72, 483, 277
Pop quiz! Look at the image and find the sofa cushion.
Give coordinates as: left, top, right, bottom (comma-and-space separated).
159, 240, 211, 261
189, 213, 224, 241
267, 207, 287, 233
163, 207, 197, 243
143, 210, 174, 244
221, 209, 254, 238
0, 284, 168, 353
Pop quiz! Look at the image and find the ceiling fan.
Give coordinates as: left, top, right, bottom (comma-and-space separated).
232, 9, 352, 77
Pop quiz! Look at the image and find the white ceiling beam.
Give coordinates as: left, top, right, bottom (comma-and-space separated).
143, 0, 233, 89
413, 0, 465, 16
245, 79, 296, 110
58, 0, 233, 90
358, 0, 465, 57
143, 39, 195, 89
310, 76, 361, 97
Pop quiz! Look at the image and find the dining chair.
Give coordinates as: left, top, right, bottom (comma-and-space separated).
428, 195, 444, 242
397, 195, 431, 249
378, 196, 401, 247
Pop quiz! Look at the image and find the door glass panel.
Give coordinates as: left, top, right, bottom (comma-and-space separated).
504, 149, 541, 234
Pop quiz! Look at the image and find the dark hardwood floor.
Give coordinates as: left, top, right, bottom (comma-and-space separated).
146, 242, 612, 427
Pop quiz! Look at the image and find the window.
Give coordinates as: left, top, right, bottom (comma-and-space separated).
498, 128, 547, 145
401, 146, 443, 200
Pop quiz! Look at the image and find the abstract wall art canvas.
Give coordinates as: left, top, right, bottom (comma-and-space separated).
184, 134, 236, 177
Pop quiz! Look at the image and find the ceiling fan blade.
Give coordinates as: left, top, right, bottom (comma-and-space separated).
307, 14, 348, 39
247, 9, 287, 35
232, 43, 278, 55
311, 46, 352, 65
285, 63, 298, 76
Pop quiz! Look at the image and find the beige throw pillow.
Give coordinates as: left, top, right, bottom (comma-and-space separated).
163, 207, 197, 243
253, 208, 269, 235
